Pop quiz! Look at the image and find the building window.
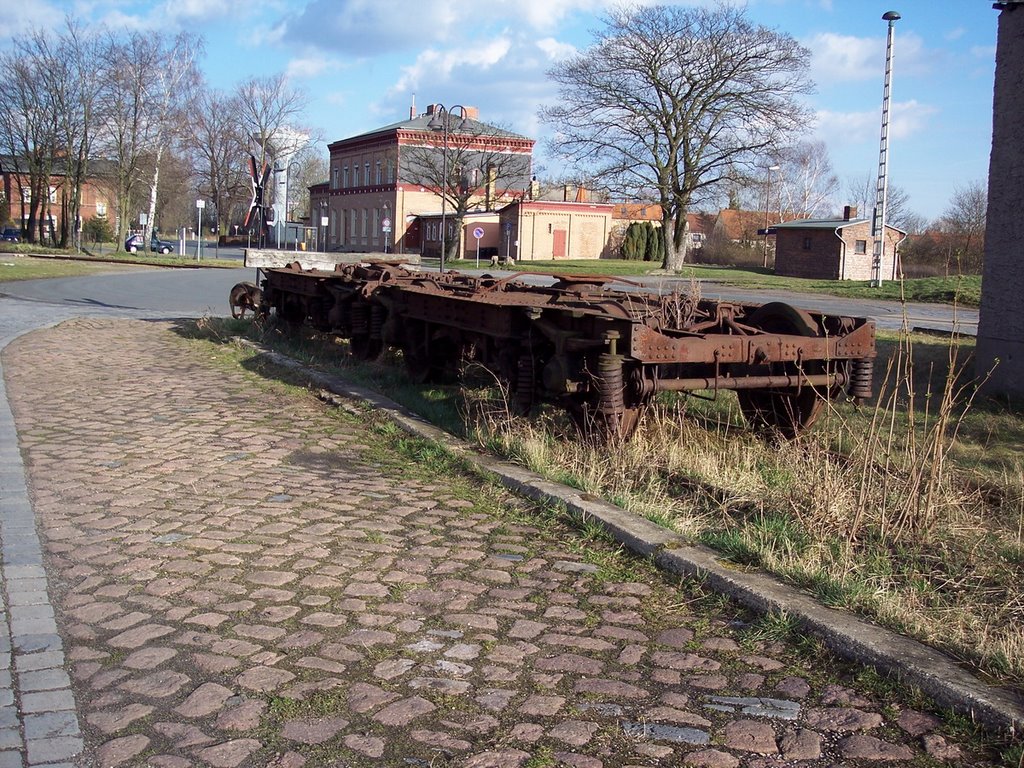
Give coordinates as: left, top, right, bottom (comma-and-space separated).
21, 187, 30, 203
854, 239, 867, 254
375, 161, 382, 185
372, 208, 379, 241
364, 163, 370, 187
342, 165, 349, 188
350, 209, 357, 237
49, 186, 57, 203
802, 237, 812, 251
361, 208, 368, 238
387, 159, 394, 184
332, 167, 339, 189
96, 201, 107, 217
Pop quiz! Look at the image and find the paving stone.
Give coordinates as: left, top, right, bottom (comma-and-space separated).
839, 734, 916, 761
897, 708, 941, 736
281, 716, 348, 745
197, 739, 262, 768
463, 749, 531, 767
94, 735, 147, 766
804, 707, 884, 732
86, 704, 154, 735
722, 719, 778, 754
234, 666, 295, 691
547, 720, 599, 746
922, 733, 964, 762
621, 721, 709, 745
175, 682, 235, 717
343, 734, 385, 757
371, 696, 436, 725
682, 750, 740, 768
23, 711, 79, 739
778, 728, 822, 760
216, 698, 267, 731
518, 695, 565, 716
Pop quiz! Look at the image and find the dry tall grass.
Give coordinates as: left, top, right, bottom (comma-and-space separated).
462, 334, 1024, 691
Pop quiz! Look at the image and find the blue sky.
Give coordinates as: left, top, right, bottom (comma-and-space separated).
13, 0, 1000, 220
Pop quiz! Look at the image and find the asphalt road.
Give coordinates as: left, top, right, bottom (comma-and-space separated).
0, 262, 977, 335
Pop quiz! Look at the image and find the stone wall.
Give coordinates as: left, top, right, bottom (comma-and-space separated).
977, 5, 1024, 396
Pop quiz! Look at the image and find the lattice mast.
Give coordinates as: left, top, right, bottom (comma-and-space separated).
871, 11, 901, 287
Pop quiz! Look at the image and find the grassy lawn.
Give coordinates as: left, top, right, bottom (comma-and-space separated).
0, 254, 144, 282
0, 242, 238, 271
446, 258, 981, 307
202, 314, 1022, 701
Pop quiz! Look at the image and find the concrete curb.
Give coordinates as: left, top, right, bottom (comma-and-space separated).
238, 338, 1024, 738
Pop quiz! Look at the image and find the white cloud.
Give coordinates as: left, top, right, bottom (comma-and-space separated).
536, 37, 577, 61
807, 30, 929, 84
945, 26, 966, 42
815, 99, 939, 145
971, 45, 996, 59
391, 38, 514, 94
285, 54, 344, 80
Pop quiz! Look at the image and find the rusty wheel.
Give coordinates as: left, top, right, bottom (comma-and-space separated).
736, 302, 824, 439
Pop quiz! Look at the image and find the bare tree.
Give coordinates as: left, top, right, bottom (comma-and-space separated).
401, 117, 532, 261
96, 30, 162, 248
843, 172, 916, 232
774, 140, 838, 218
47, 20, 104, 248
0, 34, 59, 244
234, 74, 308, 173
191, 88, 249, 236
141, 32, 203, 242
939, 180, 987, 272
541, 3, 813, 270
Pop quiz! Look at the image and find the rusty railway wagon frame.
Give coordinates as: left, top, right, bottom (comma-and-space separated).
257, 261, 876, 439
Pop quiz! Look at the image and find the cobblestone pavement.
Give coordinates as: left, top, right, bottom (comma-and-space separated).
1, 318, 986, 767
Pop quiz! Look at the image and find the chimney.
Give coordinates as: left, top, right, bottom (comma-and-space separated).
575, 186, 588, 203
410, 93, 416, 120
563, 184, 571, 202
843, 205, 857, 221
463, 106, 479, 121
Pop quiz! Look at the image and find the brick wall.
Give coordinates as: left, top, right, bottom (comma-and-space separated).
977, 5, 1024, 395
775, 221, 900, 281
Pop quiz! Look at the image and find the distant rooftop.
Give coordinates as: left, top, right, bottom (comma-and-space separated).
337, 103, 530, 144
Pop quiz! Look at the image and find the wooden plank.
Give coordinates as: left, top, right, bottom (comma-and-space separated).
244, 249, 420, 270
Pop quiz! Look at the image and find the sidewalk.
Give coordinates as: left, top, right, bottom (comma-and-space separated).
0, 318, 981, 766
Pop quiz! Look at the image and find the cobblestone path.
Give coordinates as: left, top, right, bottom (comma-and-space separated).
2, 318, 979, 767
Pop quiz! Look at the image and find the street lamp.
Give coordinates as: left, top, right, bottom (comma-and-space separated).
427, 103, 468, 273
762, 164, 781, 269
382, 200, 391, 254
274, 160, 303, 248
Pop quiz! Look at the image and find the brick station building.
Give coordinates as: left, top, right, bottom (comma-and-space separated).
772, 205, 905, 281
311, 102, 534, 256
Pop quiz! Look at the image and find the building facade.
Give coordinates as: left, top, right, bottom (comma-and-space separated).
773, 206, 904, 281
311, 103, 534, 256
0, 155, 112, 238
498, 200, 615, 262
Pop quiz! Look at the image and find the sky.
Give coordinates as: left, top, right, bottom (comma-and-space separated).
6, 0, 1001, 221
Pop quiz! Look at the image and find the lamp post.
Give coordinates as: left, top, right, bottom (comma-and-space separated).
871, 10, 901, 287
274, 160, 303, 248
382, 201, 391, 254
319, 200, 328, 253
427, 103, 468, 273
762, 164, 781, 269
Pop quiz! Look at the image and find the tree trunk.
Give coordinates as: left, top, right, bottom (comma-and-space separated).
661, 213, 688, 271
144, 145, 163, 243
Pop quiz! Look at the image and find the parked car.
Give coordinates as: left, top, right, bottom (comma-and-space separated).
125, 233, 175, 254
1, 227, 21, 243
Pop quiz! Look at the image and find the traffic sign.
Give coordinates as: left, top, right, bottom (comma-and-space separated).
382, 217, 391, 230
472, 226, 485, 240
